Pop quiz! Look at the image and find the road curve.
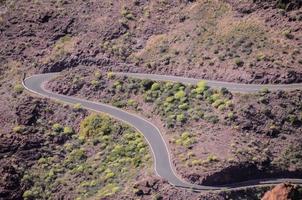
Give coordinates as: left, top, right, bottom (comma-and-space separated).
115, 72, 302, 93
22, 73, 302, 191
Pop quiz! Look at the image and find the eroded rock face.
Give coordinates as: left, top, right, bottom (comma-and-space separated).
133, 177, 164, 197
0, 165, 22, 200
186, 162, 302, 186
229, 0, 302, 13
261, 183, 302, 200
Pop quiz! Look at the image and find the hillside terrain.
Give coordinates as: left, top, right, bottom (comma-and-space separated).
0, 0, 302, 199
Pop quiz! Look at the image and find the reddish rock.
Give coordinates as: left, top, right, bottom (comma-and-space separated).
261, 183, 297, 200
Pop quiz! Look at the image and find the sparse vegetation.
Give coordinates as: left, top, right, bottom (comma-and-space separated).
63, 126, 74, 135
14, 84, 24, 94
23, 114, 150, 199
52, 123, 63, 133
2, 0, 302, 199
73, 103, 83, 111
175, 131, 196, 148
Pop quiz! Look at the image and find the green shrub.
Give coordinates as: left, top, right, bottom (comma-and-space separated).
63, 126, 74, 135
165, 96, 174, 103
23, 190, 36, 200
191, 159, 202, 166
209, 93, 220, 103
194, 80, 208, 94
227, 112, 235, 120
14, 84, 24, 94
174, 90, 186, 100
97, 183, 119, 198
105, 169, 115, 179
181, 132, 190, 139
150, 82, 160, 91
68, 148, 86, 161
260, 87, 269, 95
178, 103, 189, 110
204, 115, 219, 124
256, 53, 266, 61
283, 30, 294, 39
121, 7, 134, 20
218, 104, 226, 111
107, 72, 115, 79
23, 186, 42, 200
152, 194, 163, 200
207, 155, 219, 162
52, 123, 63, 133
176, 113, 186, 123
127, 99, 137, 107
287, 114, 299, 125
79, 114, 112, 139
175, 132, 196, 147
212, 99, 224, 108
225, 100, 233, 108
91, 80, 99, 87
94, 71, 102, 79
197, 80, 207, 89
73, 103, 82, 111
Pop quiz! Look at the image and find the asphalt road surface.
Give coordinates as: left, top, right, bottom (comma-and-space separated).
22, 73, 302, 191
115, 72, 302, 93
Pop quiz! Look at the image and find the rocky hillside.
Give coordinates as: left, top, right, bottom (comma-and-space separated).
1, 0, 302, 83
0, 0, 302, 199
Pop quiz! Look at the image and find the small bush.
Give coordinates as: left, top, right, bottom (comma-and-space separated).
151, 82, 160, 91
73, 103, 82, 111
127, 99, 137, 107
68, 148, 86, 161
227, 112, 235, 120
218, 104, 226, 111
97, 183, 119, 198
52, 123, 63, 133
79, 114, 112, 139
287, 114, 299, 125
283, 30, 294, 39
94, 71, 102, 79
121, 7, 134, 20
196, 80, 207, 92
23, 186, 42, 200
165, 96, 174, 104
14, 84, 24, 94
91, 80, 99, 87
152, 194, 163, 200
174, 90, 186, 100
260, 87, 269, 95
204, 114, 219, 124
212, 99, 224, 108
13, 125, 24, 133
107, 72, 115, 79
207, 155, 219, 162
191, 159, 202, 166
176, 113, 186, 123
256, 53, 266, 61
235, 58, 244, 67
63, 126, 74, 135
178, 103, 189, 110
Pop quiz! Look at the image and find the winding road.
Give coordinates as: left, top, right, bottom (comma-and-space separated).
22, 72, 302, 191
